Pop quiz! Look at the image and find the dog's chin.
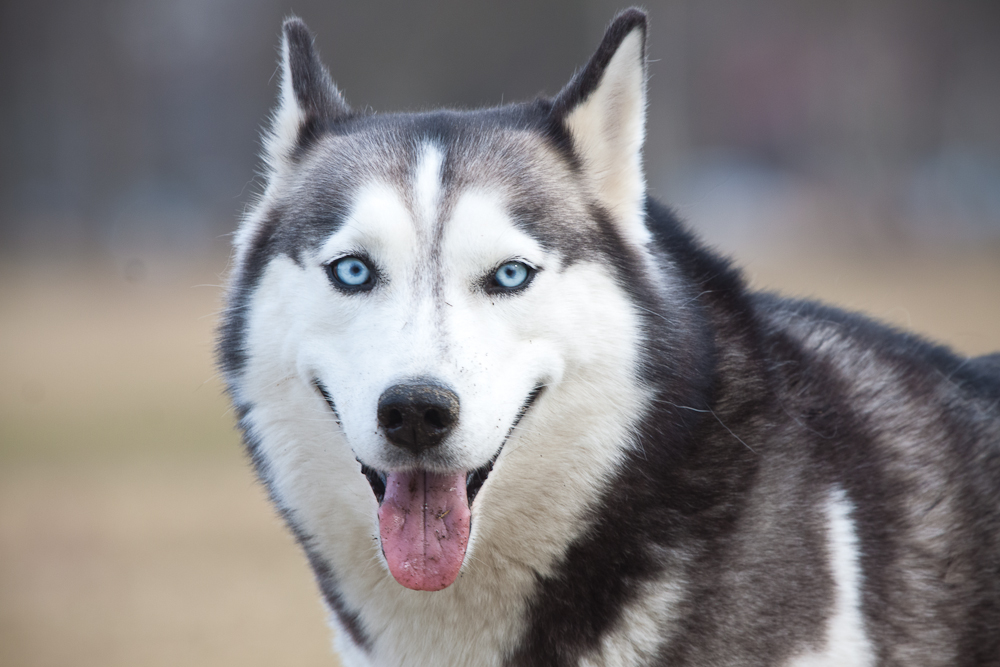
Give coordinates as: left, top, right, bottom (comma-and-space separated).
355, 384, 544, 592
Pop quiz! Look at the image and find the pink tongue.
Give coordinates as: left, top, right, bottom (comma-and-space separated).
378, 471, 470, 591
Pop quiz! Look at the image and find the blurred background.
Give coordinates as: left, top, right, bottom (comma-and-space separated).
1, 1, 998, 665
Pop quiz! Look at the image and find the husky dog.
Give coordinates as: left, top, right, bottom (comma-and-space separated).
218, 9, 1000, 666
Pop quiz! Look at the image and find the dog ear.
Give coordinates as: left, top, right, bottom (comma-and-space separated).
266, 17, 351, 169
552, 9, 648, 245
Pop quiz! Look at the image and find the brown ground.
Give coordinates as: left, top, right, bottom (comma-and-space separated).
1, 244, 998, 666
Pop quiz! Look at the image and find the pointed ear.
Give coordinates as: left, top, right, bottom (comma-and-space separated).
266, 17, 351, 168
552, 9, 648, 244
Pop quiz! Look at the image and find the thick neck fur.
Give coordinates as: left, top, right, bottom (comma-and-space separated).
506, 199, 768, 665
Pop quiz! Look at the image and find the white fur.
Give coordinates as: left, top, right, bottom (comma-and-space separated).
230, 32, 306, 286
773, 312, 965, 664
413, 143, 444, 228
564, 28, 649, 248
265, 32, 307, 173
785, 489, 875, 667
579, 572, 687, 667
236, 142, 653, 665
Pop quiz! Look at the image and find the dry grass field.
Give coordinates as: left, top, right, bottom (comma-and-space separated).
1, 243, 998, 667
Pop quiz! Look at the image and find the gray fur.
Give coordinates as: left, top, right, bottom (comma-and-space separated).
219, 10, 1000, 666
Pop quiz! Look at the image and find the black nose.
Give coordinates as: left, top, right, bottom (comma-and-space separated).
377, 382, 460, 455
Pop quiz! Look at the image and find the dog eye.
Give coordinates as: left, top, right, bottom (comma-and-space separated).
328, 256, 373, 290
492, 261, 532, 290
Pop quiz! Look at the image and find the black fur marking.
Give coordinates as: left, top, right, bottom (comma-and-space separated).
969, 352, 1000, 395
510, 196, 1000, 665
282, 17, 351, 156
231, 403, 274, 498
217, 207, 284, 378
507, 201, 771, 666
284, 515, 372, 653
217, 175, 359, 383
750, 295, 1000, 665
550, 9, 646, 120
232, 414, 372, 654
305, 550, 372, 653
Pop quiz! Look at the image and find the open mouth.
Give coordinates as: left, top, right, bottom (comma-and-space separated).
360, 445, 495, 508
359, 383, 543, 507
313, 380, 543, 591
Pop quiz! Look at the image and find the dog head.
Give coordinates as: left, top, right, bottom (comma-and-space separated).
221, 10, 661, 592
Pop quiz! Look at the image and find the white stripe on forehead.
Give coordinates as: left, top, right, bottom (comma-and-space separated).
412, 142, 445, 233
313, 142, 445, 264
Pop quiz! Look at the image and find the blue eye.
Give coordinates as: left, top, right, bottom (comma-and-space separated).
329, 256, 372, 289
494, 261, 531, 290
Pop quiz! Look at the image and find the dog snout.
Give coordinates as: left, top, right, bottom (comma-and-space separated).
377, 381, 460, 454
